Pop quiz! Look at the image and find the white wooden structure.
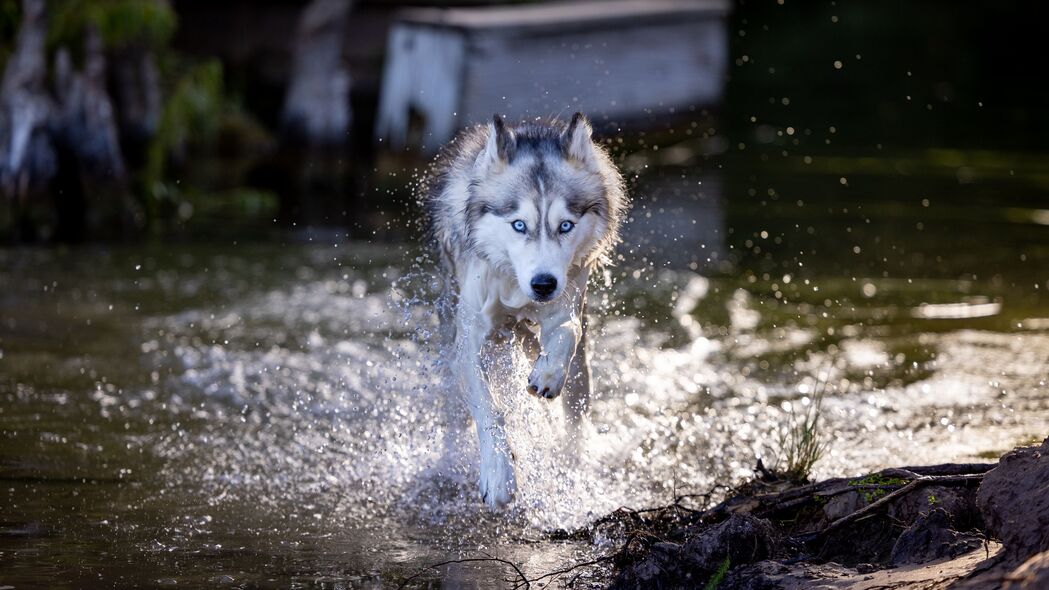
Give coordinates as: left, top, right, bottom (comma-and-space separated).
375, 0, 730, 153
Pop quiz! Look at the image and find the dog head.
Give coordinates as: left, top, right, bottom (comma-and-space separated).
466, 113, 627, 303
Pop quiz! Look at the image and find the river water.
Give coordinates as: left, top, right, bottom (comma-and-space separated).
2, 152, 1049, 587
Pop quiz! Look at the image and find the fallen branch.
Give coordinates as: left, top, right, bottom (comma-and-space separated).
795, 472, 986, 545
709, 462, 995, 522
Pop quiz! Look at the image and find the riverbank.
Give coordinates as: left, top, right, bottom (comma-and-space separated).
588, 437, 1049, 589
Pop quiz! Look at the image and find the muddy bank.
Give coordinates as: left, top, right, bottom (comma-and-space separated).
590, 437, 1049, 589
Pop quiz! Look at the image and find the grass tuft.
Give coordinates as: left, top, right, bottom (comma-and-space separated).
703, 557, 731, 590
775, 376, 830, 481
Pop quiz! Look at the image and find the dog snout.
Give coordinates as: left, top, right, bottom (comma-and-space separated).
530, 273, 558, 300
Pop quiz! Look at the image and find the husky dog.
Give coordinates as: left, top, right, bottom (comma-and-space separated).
423, 113, 628, 509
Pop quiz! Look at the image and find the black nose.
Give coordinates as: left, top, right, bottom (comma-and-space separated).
530, 274, 557, 299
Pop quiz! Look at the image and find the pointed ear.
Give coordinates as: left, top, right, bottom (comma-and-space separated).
561, 112, 595, 163
482, 114, 516, 166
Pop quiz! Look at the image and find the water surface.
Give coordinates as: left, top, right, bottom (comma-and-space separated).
2, 154, 1049, 587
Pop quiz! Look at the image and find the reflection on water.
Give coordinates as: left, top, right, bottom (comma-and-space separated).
2, 156, 1049, 586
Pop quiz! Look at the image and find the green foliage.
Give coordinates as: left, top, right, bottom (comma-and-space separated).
143, 58, 224, 224
49, 0, 177, 51
863, 488, 885, 503
144, 59, 276, 231
703, 557, 731, 590
146, 59, 225, 188
775, 381, 830, 482
847, 474, 908, 503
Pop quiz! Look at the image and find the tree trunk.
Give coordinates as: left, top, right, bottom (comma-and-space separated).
53, 28, 126, 180
275, 0, 357, 232
1, 0, 139, 241
108, 45, 161, 169
282, 0, 353, 146
52, 27, 134, 240
0, 0, 57, 239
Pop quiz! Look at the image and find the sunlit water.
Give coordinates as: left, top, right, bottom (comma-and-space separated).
3, 159, 1049, 587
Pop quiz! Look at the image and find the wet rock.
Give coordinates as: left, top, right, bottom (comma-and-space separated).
1003, 550, 1049, 589
617, 541, 681, 588
855, 562, 878, 573
977, 437, 1049, 560
611, 514, 777, 590
681, 514, 778, 571
890, 507, 983, 566
820, 488, 864, 522
719, 560, 792, 590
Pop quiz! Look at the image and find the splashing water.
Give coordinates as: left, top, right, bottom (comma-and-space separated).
144, 255, 729, 538
120, 244, 1049, 560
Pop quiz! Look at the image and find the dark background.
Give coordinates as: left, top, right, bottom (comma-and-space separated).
2, 0, 1048, 242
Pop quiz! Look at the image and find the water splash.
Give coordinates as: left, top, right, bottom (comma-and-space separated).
139, 252, 1049, 543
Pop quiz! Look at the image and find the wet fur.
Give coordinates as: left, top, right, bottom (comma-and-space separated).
421, 114, 627, 509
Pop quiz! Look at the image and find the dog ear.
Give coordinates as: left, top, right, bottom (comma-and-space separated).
482, 114, 516, 165
561, 112, 595, 164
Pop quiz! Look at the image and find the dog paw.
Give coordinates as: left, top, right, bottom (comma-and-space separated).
527, 354, 568, 399
479, 442, 517, 509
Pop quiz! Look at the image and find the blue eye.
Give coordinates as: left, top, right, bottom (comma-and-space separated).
511, 220, 527, 233
559, 220, 575, 233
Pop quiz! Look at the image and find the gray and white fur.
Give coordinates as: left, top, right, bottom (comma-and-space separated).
422, 113, 628, 509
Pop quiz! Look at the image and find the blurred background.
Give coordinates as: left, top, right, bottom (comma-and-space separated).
3, 0, 1049, 587
3, 0, 1047, 244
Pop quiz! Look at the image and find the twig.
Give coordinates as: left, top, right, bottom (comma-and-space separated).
676, 483, 730, 507
479, 551, 530, 589
515, 554, 616, 589
397, 556, 530, 589
518, 529, 659, 589
589, 482, 730, 532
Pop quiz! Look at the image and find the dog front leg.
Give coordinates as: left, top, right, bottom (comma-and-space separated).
527, 308, 581, 400
455, 313, 517, 509
561, 306, 592, 435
